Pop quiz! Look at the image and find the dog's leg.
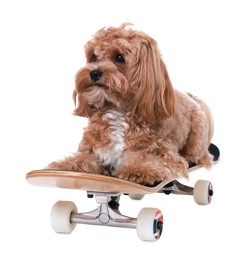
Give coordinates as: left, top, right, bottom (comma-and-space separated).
180, 109, 213, 168
48, 152, 102, 174
113, 151, 188, 185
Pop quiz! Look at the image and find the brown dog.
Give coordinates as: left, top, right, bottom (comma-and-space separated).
49, 24, 213, 185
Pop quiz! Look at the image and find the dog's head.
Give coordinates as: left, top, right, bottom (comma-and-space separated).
73, 24, 174, 123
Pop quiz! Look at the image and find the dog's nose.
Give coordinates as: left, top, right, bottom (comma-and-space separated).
90, 69, 103, 82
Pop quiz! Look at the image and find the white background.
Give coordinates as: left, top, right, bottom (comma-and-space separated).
1, 0, 248, 259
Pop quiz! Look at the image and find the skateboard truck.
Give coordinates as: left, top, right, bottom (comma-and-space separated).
70, 192, 137, 229
51, 191, 164, 241
160, 180, 194, 195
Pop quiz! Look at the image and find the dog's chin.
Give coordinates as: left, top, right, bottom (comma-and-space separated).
84, 85, 121, 111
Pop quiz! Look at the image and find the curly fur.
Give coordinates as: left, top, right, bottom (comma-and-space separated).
49, 24, 213, 185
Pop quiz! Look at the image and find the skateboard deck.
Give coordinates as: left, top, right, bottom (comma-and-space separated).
26, 169, 181, 194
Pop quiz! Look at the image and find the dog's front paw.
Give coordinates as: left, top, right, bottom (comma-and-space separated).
113, 167, 166, 186
48, 161, 74, 171
48, 154, 103, 174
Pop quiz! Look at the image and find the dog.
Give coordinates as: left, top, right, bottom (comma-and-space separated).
49, 24, 214, 185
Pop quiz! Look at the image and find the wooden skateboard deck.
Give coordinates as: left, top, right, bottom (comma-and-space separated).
26, 165, 199, 195
27, 170, 169, 194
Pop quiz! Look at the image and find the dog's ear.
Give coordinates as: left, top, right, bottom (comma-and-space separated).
129, 37, 175, 124
73, 89, 92, 117
72, 68, 94, 117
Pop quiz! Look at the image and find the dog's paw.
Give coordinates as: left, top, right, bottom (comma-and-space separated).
43, 164, 55, 170
48, 156, 103, 174
113, 167, 166, 186
48, 161, 74, 171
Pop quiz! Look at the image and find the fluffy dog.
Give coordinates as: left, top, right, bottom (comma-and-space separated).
49, 24, 214, 185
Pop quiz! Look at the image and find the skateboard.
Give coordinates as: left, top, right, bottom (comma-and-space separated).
26, 143, 220, 242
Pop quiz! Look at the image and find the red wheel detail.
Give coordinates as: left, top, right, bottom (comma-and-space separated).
154, 210, 163, 240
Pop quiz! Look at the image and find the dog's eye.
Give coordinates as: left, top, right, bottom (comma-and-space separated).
115, 54, 125, 64
91, 53, 97, 62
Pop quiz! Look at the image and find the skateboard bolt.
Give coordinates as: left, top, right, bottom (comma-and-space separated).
208, 189, 213, 196
99, 213, 110, 224
157, 221, 163, 230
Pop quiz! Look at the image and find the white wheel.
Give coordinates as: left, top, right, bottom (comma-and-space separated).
136, 208, 163, 241
129, 194, 145, 200
50, 201, 77, 234
193, 180, 213, 205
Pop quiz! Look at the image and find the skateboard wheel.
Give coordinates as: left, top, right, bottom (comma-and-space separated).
193, 180, 213, 205
50, 201, 77, 234
128, 194, 145, 200
136, 208, 163, 241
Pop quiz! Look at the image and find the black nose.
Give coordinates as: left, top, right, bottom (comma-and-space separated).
90, 69, 103, 82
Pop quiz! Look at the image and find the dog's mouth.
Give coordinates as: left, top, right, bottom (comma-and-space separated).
92, 83, 109, 90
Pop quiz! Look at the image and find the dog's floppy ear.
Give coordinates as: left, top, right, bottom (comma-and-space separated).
73, 70, 93, 117
129, 37, 175, 124
73, 90, 92, 117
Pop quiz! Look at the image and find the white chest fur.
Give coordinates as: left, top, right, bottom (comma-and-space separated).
94, 110, 128, 168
